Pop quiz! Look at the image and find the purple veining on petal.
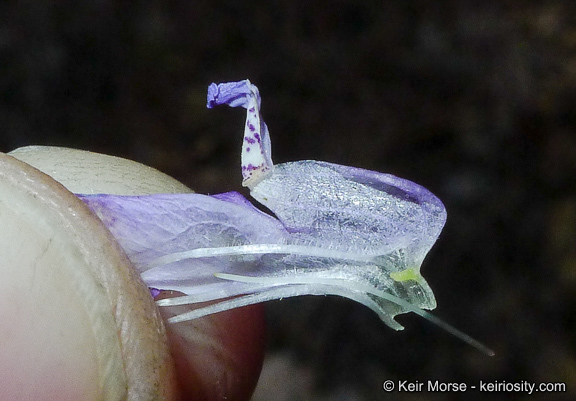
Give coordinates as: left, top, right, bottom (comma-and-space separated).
65, 80, 460, 341
79, 191, 289, 295
249, 160, 446, 267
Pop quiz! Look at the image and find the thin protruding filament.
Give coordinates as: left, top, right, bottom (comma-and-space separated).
213, 273, 496, 356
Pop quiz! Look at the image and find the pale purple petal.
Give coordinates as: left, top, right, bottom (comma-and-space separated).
249, 160, 446, 267
74, 80, 446, 336
70, 80, 491, 353
79, 192, 288, 294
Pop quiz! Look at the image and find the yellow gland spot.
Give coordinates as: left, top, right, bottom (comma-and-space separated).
390, 268, 422, 283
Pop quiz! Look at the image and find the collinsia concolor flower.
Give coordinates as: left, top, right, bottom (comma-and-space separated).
79, 80, 493, 355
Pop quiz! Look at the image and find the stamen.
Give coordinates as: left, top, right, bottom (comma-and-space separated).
215, 273, 495, 356
145, 243, 375, 270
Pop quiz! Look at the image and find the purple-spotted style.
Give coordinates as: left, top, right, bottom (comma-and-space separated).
207, 80, 273, 188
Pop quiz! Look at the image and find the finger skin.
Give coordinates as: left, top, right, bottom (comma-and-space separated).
157, 293, 266, 401
2, 148, 265, 400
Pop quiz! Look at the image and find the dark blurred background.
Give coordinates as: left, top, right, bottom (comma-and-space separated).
1, 1, 575, 400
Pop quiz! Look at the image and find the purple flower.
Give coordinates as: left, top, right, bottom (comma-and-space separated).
78, 80, 492, 355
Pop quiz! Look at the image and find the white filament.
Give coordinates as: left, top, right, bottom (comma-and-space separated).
160, 272, 494, 356
146, 243, 375, 269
